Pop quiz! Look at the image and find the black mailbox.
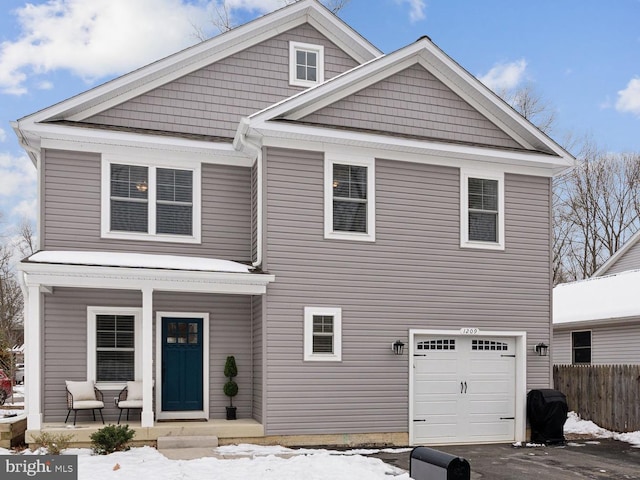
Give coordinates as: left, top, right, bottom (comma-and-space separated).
410, 447, 470, 480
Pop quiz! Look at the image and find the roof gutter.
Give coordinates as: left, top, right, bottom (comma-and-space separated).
236, 118, 264, 268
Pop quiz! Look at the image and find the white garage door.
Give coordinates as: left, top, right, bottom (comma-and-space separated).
412, 335, 516, 445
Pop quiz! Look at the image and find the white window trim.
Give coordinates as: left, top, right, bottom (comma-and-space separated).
460, 169, 505, 250
101, 155, 202, 244
289, 41, 325, 88
87, 306, 143, 390
324, 153, 376, 242
304, 307, 342, 362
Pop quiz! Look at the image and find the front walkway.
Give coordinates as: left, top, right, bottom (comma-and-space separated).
28, 419, 264, 447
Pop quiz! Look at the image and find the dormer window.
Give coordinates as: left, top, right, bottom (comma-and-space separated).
289, 41, 324, 87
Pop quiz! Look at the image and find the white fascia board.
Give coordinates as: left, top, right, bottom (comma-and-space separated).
252, 122, 571, 177
305, 6, 381, 61
592, 230, 640, 277
413, 42, 573, 163
248, 36, 573, 167
19, 1, 379, 125
20, 262, 275, 295
552, 315, 640, 331
27, 122, 251, 166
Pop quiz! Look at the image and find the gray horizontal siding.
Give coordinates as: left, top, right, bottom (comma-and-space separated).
43, 148, 251, 261
263, 147, 551, 436
42, 288, 252, 422
552, 330, 572, 365
300, 64, 521, 149
43, 289, 142, 423
602, 241, 640, 275
85, 24, 359, 138
553, 320, 640, 365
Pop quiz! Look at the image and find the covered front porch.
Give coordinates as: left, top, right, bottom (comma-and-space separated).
27, 418, 265, 448
18, 251, 274, 433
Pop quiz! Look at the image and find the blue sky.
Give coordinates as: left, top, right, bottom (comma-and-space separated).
1, 0, 639, 240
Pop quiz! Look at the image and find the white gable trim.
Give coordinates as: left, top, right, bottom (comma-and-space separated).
245, 38, 574, 167
593, 229, 640, 277
17, 0, 380, 125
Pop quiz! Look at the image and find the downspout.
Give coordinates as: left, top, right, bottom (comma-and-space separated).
236, 119, 263, 268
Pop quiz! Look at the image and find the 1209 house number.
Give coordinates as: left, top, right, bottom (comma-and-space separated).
460, 328, 480, 335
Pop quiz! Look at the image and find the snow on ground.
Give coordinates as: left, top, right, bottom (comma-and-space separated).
3, 411, 639, 479
74, 446, 410, 480
564, 411, 640, 447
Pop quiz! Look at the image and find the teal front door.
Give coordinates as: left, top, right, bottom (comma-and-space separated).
162, 317, 203, 411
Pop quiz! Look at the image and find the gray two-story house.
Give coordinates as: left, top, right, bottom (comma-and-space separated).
13, 0, 573, 446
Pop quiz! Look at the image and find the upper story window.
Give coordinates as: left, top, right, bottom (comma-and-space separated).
460, 169, 504, 250
289, 41, 324, 87
324, 154, 375, 242
572, 331, 591, 364
102, 156, 201, 244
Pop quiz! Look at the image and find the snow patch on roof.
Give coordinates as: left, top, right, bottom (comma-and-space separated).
27, 251, 252, 274
553, 269, 640, 324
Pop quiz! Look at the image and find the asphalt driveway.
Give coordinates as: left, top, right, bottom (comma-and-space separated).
372, 439, 640, 479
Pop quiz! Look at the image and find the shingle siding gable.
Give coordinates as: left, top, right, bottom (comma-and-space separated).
84, 24, 359, 138
300, 64, 521, 149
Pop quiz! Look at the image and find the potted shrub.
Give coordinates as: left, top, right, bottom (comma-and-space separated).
223, 355, 238, 420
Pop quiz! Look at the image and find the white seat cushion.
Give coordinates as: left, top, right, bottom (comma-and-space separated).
126, 381, 143, 401
118, 400, 143, 409
66, 380, 97, 401
72, 400, 104, 409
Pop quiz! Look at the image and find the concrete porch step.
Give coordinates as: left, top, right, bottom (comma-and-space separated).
156, 436, 220, 460
159, 447, 222, 461
157, 435, 219, 449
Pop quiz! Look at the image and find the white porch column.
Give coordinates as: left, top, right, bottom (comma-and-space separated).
141, 287, 154, 427
25, 284, 43, 430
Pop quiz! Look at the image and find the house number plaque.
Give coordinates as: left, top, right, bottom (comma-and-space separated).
460, 328, 480, 335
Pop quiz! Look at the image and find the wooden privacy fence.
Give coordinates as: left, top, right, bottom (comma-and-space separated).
553, 364, 640, 433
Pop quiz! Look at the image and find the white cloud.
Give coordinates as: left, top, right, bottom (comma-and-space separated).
615, 77, 640, 116
0, 127, 6, 143
395, 0, 426, 22
36, 80, 53, 90
0, 151, 36, 198
0, 0, 218, 95
11, 198, 37, 222
478, 59, 528, 92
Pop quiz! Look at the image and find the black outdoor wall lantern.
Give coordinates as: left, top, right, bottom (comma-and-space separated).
535, 342, 549, 357
392, 340, 405, 355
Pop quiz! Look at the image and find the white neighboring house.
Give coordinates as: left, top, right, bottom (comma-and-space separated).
553, 269, 640, 365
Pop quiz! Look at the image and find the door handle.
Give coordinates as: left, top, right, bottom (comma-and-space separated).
464, 381, 467, 394
461, 381, 464, 394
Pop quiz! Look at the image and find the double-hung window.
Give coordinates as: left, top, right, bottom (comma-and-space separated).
88, 307, 142, 388
289, 41, 324, 87
571, 331, 591, 364
304, 307, 342, 362
324, 154, 375, 242
461, 170, 504, 249
102, 157, 201, 243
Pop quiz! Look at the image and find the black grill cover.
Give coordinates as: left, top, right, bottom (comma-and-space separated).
527, 389, 568, 444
